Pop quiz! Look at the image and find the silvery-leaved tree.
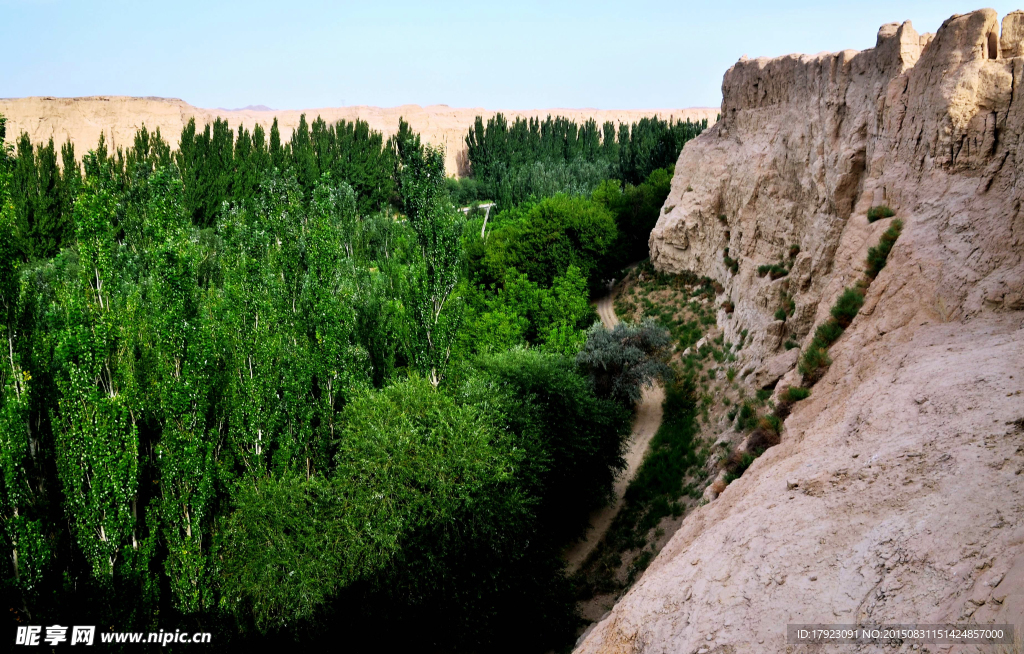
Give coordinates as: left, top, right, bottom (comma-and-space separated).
399, 143, 464, 387
576, 319, 674, 406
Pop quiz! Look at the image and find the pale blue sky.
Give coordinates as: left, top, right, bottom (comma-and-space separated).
1, 1, 1020, 110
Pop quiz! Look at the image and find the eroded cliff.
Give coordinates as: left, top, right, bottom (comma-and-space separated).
580, 9, 1024, 652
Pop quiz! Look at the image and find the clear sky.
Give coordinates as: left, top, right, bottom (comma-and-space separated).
1, 1, 1021, 110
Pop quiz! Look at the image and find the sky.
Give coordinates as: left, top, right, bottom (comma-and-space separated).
1, 1, 1021, 110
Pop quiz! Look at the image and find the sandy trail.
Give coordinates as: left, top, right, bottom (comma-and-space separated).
564, 292, 665, 573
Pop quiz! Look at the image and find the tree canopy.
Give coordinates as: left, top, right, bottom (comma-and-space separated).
0, 110, 672, 652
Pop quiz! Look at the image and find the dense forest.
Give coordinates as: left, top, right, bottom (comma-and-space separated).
453, 113, 705, 207
0, 110, 701, 651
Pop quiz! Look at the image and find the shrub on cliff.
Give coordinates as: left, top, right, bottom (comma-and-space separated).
867, 205, 896, 222
865, 219, 904, 279
798, 343, 832, 384
723, 248, 740, 274
781, 386, 811, 403
775, 386, 810, 420
830, 287, 865, 328
757, 263, 789, 279
811, 319, 845, 348
735, 400, 758, 431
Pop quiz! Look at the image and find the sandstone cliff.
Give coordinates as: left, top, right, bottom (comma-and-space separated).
580, 9, 1024, 652
0, 97, 717, 178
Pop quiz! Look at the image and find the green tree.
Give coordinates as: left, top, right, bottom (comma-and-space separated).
482, 193, 617, 288
130, 169, 218, 612
51, 160, 152, 585
471, 349, 630, 542
269, 117, 285, 171
400, 144, 464, 386
219, 377, 525, 632
59, 140, 80, 231
576, 319, 673, 405
0, 131, 53, 612
593, 166, 674, 274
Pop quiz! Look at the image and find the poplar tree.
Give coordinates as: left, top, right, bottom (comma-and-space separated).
399, 144, 464, 386
59, 140, 80, 228
269, 117, 285, 171
0, 126, 52, 612
51, 158, 151, 583
11, 134, 36, 259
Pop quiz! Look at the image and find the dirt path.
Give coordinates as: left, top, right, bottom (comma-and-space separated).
564, 293, 665, 573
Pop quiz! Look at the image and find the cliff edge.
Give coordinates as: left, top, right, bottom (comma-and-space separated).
580, 9, 1024, 652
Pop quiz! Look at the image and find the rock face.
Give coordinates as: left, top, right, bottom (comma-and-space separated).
580, 10, 1024, 653
0, 96, 718, 178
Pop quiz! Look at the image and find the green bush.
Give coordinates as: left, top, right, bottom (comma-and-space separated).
865, 219, 903, 279
723, 248, 739, 274
788, 244, 801, 258
830, 288, 865, 328
472, 349, 632, 542
759, 263, 789, 279
779, 291, 796, 317
774, 307, 787, 321
592, 168, 674, 277
798, 343, 832, 381
724, 452, 756, 484
867, 205, 895, 223
781, 386, 811, 402
758, 414, 783, 437
784, 339, 799, 350
811, 319, 844, 349
736, 401, 758, 431
221, 377, 524, 631
576, 319, 673, 405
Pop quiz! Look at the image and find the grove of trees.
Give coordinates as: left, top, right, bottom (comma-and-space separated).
0, 110, 681, 651
454, 113, 705, 207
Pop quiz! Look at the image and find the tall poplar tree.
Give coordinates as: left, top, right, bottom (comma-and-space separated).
399, 144, 464, 386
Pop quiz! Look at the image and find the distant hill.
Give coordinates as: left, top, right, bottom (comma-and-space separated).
218, 104, 275, 112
